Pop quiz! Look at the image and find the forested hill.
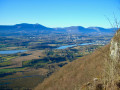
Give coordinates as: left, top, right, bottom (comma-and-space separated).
0, 23, 117, 36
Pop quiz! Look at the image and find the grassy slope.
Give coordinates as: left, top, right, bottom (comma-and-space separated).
35, 44, 110, 90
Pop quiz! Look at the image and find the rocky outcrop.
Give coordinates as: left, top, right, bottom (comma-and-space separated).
104, 29, 120, 89
110, 30, 120, 61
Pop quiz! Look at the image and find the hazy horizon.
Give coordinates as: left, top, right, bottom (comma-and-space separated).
0, 22, 116, 29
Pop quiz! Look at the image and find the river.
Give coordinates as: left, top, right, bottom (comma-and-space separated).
0, 43, 92, 54
56, 43, 92, 49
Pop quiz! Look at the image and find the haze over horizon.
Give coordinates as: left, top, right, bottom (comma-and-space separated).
0, 0, 120, 28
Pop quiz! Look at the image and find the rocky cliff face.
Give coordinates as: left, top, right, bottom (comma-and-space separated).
110, 29, 120, 61
104, 29, 120, 89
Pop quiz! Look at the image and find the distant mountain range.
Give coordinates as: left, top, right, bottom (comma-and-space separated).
0, 23, 117, 36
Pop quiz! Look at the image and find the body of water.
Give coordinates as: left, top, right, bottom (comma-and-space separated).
0, 43, 92, 54
0, 50, 28, 54
56, 43, 92, 49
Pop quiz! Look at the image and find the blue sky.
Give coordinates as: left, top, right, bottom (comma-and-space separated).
0, 0, 119, 28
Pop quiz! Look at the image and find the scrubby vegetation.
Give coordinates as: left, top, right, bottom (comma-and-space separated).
102, 29, 120, 90
35, 29, 120, 90
0, 54, 17, 67
35, 45, 110, 90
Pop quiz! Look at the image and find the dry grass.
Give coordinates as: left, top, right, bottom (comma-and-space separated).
35, 29, 120, 90
102, 29, 120, 90
113, 29, 120, 42
35, 45, 110, 90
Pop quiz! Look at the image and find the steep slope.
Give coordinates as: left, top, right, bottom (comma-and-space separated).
35, 44, 110, 90
104, 29, 120, 89
35, 29, 120, 90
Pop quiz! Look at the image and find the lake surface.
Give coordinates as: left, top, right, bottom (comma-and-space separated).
0, 50, 28, 54
56, 43, 92, 49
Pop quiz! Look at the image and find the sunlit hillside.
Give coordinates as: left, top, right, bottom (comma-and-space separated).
35, 29, 120, 90
35, 44, 110, 90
